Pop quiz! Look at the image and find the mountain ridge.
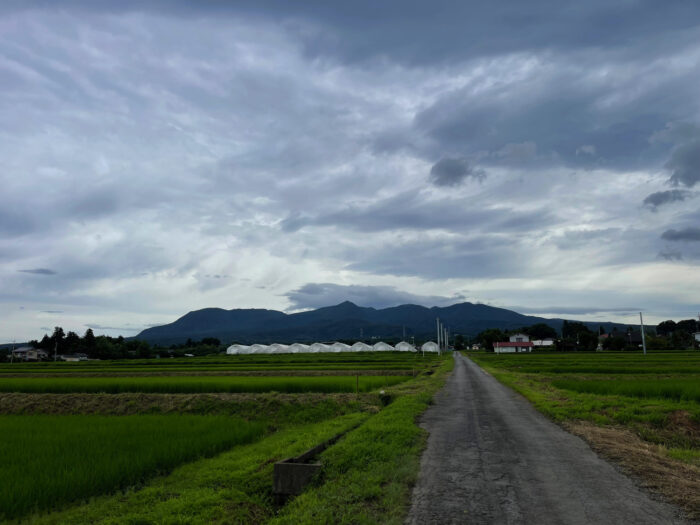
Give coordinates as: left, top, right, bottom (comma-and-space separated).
134, 301, 629, 345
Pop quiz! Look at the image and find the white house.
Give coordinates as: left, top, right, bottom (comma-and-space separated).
494, 334, 534, 353
694, 332, 700, 343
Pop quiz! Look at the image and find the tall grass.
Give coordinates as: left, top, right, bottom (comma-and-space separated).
0, 415, 266, 520
552, 378, 700, 402
0, 375, 408, 394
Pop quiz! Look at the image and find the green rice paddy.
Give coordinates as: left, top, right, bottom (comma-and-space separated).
0, 375, 409, 394
0, 415, 266, 521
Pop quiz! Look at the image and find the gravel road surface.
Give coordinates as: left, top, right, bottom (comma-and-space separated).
406, 353, 687, 524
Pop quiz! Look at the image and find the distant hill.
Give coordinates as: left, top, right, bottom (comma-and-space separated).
134, 301, 629, 345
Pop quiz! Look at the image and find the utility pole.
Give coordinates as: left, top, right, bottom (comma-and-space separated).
54, 339, 58, 362
436, 318, 440, 351
640, 312, 647, 356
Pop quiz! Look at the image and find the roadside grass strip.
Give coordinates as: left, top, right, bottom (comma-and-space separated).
0, 415, 266, 521
271, 356, 455, 525
553, 378, 700, 403
0, 375, 409, 394
23, 414, 368, 524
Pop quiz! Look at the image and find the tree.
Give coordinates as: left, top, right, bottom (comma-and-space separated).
64, 331, 81, 352
676, 319, 699, 334
454, 334, 466, 350
51, 327, 65, 353
523, 323, 558, 340
476, 329, 506, 352
656, 320, 677, 337
83, 328, 96, 356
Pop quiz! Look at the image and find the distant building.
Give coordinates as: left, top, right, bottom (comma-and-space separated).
532, 338, 555, 347
493, 341, 534, 353
59, 353, 88, 362
694, 332, 700, 343
509, 333, 530, 343
11, 347, 48, 361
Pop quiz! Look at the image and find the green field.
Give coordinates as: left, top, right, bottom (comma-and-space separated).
0, 352, 438, 375
1, 352, 451, 523
0, 415, 266, 521
0, 375, 409, 394
552, 378, 700, 403
469, 350, 700, 446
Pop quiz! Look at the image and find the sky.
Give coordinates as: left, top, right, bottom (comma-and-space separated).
2, 1, 700, 342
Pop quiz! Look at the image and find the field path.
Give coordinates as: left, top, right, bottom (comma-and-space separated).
406, 353, 687, 524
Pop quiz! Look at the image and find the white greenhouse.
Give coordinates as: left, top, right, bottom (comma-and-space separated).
421, 341, 439, 353
373, 341, 394, 352
249, 344, 269, 354
330, 342, 352, 352
351, 342, 373, 352
288, 343, 309, 353
395, 341, 417, 352
309, 342, 330, 353
269, 343, 289, 354
226, 344, 250, 355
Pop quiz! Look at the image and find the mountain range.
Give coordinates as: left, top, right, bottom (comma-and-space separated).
134, 301, 629, 345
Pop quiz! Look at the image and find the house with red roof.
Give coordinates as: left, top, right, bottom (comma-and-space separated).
493, 333, 534, 353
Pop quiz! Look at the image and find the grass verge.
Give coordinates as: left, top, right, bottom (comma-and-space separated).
23, 414, 368, 524
270, 355, 454, 524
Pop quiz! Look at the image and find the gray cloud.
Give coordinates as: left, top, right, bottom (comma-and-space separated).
515, 306, 640, 315
429, 158, 485, 187
285, 283, 465, 310
661, 227, 700, 241
1, 3, 700, 341
658, 250, 682, 260
41, 310, 64, 314
666, 139, 700, 187
19, 268, 56, 275
643, 189, 693, 210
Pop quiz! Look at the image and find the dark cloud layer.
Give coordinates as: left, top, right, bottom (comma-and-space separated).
667, 140, 700, 187
661, 227, 700, 242
286, 283, 464, 311
429, 158, 485, 187
643, 189, 693, 210
18, 268, 56, 275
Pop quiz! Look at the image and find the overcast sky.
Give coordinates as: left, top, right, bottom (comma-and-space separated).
2, 1, 700, 342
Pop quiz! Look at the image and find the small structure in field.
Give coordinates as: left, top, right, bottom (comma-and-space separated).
351, 342, 372, 352
421, 341, 439, 353
395, 341, 417, 352
372, 341, 394, 352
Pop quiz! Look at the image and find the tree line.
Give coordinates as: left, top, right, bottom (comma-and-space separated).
19, 327, 223, 360
456, 318, 699, 352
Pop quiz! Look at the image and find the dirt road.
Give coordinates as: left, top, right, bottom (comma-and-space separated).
406, 353, 687, 524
